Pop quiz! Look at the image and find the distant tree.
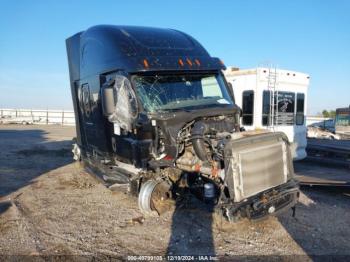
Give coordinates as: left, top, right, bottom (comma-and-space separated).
329, 110, 336, 118
322, 110, 330, 118
321, 110, 336, 118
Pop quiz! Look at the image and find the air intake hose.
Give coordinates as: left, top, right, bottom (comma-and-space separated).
191, 121, 209, 161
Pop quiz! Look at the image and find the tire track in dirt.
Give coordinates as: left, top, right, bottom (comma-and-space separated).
12, 194, 47, 255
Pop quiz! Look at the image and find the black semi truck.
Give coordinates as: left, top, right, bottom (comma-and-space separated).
66, 25, 299, 221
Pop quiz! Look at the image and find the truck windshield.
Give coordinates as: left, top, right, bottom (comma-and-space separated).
133, 74, 234, 112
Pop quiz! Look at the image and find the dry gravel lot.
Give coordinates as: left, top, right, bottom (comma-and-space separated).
0, 124, 349, 261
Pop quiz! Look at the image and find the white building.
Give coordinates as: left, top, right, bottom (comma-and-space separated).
224, 67, 310, 160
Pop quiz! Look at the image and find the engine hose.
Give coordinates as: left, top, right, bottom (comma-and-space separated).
191, 121, 209, 161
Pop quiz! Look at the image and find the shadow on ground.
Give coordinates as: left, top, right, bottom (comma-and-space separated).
0, 201, 12, 214
0, 129, 73, 203
166, 194, 216, 256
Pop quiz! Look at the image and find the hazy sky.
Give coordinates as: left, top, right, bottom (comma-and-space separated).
0, 0, 349, 114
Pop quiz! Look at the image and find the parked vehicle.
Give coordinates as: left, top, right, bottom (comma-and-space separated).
307, 126, 340, 140
66, 25, 299, 221
224, 67, 310, 160
335, 106, 350, 139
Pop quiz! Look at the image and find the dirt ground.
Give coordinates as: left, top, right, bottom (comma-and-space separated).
0, 124, 349, 260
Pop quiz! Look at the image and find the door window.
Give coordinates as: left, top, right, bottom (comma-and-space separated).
262, 90, 271, 126
81, 84, 91, 117
242, 90, 254, 125
296, 93, 305, 125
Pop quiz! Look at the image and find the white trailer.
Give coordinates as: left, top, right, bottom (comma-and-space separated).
224, 67, 310, 160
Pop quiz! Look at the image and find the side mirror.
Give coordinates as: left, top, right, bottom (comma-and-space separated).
102, 75, 138, 131
102, 84, 115, 116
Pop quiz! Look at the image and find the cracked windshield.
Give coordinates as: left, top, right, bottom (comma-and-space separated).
133, 74, 234, 112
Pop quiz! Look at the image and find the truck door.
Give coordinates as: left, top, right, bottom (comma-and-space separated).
79, 83, 95, 151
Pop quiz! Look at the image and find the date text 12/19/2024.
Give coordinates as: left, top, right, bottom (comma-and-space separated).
127, 255, 218, 261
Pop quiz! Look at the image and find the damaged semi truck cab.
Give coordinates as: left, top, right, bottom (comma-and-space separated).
66, 25, 299, 221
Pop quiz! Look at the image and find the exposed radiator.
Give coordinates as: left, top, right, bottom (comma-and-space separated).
224, 132, 293, 202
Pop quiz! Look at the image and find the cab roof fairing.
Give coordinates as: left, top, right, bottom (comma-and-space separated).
66, 25, 226, 80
